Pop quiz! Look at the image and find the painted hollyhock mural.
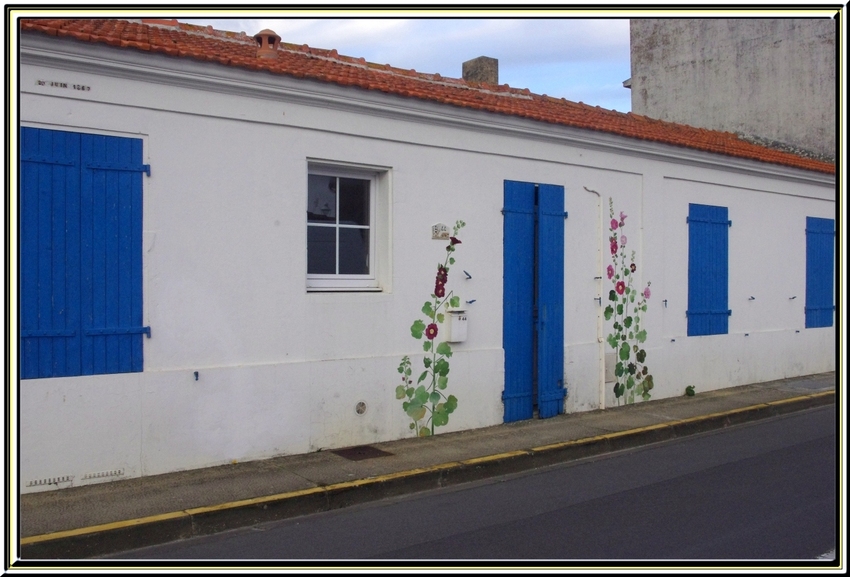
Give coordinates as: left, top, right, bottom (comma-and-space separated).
396, 220, 465, 436
604, 199, 654, 404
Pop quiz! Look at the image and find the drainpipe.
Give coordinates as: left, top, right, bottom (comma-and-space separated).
584, 187, 606, 410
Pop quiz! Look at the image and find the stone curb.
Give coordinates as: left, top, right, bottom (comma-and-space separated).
19, 391, 835, 559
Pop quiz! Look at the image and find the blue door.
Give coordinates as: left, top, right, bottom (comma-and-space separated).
20, 127, 149, 378
502, 180, 566, 422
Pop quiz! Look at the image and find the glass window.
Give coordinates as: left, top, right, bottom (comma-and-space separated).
307, 169, 377, 289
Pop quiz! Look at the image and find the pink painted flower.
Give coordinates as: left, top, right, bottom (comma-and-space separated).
607, 265, 615, 279
620, 235, 627, 247
610, 240, 618, 255
620, 211, 627, 224
610, 219, 619, 230
643, 286, 651, 299
616, 281, 626, 295
425, 323, 439, 340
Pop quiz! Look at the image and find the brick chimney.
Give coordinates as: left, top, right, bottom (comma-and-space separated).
462, 56, 498, 85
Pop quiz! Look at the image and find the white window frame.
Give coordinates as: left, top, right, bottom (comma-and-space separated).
307, 164, 379, 291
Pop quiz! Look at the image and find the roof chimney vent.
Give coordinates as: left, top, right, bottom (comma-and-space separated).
462, 56, 498, 85
254, 29, 281, 59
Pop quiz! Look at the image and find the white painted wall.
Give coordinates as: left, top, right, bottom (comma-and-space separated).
17, 36, 835, 492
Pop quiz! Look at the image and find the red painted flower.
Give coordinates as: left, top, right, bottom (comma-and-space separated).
425, 323, 439, 340
630, 263, 636, 273
610, 240, 618, 255
616, 281, 626, 295
434, 282, 445, 298
450, 236, 462, 245
436, 265, 448, 284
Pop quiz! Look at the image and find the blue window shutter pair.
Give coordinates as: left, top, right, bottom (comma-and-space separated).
687, 203, 730, 336
805, 217, 835, 328
502, 180, 565, 422
20, 127, 147, 378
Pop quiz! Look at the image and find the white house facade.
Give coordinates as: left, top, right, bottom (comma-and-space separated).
15, 19, 835, 493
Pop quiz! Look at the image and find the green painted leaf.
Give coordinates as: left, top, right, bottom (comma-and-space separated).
429, 392, 441, 404
396, 385, 407, 400
407, 405, 426, 421
432, 411, 448, 427
636, 329, 647, 343
415, 386, 430, 404
419, 428, 431, 437
406, 387, 414, 398
436, 313, 445, 323
619, 341, 630, 361
423, 357, 432, 368
422, 301, 435, 319
624, 316, 633, 328
445, 395, 458, 412
417, 370, 428, 384
616, 304, 623, 315
434, 358, 450, 377
449, 257, 455, 265
437, 375, 448, 389
615, 362, 624, 377
626, 376, 635, 389
604, 305, 613, 320
436, 341, 453, 357
423, 341, 431, 352
609, 290, 617, 302
450, 296, 460, 308
409, 422, 416, 429
411, 319, 426, 339
636, 349, 646, 363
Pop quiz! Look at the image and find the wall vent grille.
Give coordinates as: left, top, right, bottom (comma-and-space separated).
27, 475, 73, 487
82, 469, 124, 480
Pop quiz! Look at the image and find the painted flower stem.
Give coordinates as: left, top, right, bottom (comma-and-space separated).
604, 199, 653, 404
396, 221, 465, 436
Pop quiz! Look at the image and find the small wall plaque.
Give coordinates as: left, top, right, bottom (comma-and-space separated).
432, 222, 450, 240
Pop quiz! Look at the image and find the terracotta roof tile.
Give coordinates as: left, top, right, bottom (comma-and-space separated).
20, 17, 835, 175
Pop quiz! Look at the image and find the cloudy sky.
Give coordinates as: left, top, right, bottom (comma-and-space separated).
182, 18, 633, 113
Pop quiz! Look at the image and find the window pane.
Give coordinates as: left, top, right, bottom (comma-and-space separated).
308, 175, 336, 223
307, 226, 336, 274
338, 228, 370, 275
338, 177, 370, 226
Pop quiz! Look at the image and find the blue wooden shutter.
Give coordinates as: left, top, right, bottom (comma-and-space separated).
536, 183, 566, 418
687, 203, 730, 336
20, 128, 82, 378
80, 134, 147, 374
502, 180, 535, 422
805, 217, 835, 328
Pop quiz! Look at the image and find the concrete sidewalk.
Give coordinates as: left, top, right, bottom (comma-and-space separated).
17, 372, 836, 559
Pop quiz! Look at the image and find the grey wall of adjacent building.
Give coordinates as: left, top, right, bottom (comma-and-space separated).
629, 19, 836, 160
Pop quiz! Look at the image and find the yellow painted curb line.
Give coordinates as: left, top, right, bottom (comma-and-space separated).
21, 390, 834, 547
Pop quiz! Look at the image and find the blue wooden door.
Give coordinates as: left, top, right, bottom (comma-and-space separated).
536, 184, 566, 418
502, 180, 566, 422
687, 203, 731, 336
20, 127, 148, 378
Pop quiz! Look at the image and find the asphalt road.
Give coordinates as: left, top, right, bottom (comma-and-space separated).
109, 406, 836, 561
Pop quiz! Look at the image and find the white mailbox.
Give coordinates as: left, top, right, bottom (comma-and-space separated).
446, 310, 468, 343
